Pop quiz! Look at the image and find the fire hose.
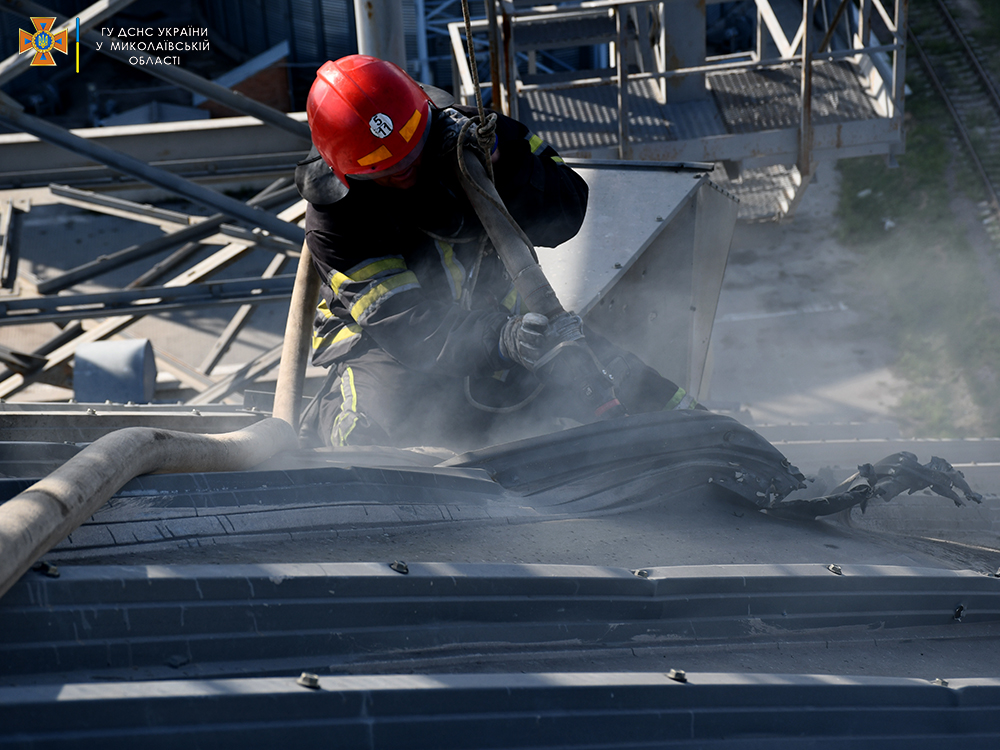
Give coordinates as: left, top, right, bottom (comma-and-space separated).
454, 145, 626, 420
453, 0, 623, 420
0, 418, 298, 600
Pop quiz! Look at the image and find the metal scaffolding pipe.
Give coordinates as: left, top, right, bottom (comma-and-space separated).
0, 93, 305, 245
0, 0, 311, 142
37, 184, 300, 294
354, 0, 407, 67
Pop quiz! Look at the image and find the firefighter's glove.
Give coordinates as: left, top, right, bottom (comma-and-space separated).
546, 312, 585, 345
498, 312, 549, 371
434, 108, 494, 169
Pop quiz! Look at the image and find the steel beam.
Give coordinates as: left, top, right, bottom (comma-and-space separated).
614, 7, 628, 159
0, 198, 27, 289
200, 252, 288, 375
0, 92, 305, 245
48, 184, 194, 228
186, 343, 283, 405
49, 183, 302, 248
38, 184, 300, 293
0, 0, 311, 142
0, 0, 137, 86
0, 344, 45, 375
0, 200, 305, 399
0, 276, 296, 326
798, 0, 814, 175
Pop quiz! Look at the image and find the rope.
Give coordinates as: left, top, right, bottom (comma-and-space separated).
457, 0, 543, 414
459, 0, 497, 183
455, 118, 536, 254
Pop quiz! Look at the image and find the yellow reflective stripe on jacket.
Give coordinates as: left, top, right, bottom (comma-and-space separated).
316, 298, 334, 319
350, 271, 420, 323
436, 241, 465, 302
664, 387, 697, 411
312, 323, 362, 351
526, 132, 565, 164
500, 285, 519, 313
333, 366, 360, 446
330, 255, 407, 295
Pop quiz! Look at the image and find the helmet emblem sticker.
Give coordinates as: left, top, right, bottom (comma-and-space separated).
369, 114, 393, 138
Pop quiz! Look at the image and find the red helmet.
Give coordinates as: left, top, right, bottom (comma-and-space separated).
307, 55, 433, 187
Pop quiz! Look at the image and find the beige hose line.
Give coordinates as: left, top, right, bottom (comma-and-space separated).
0, 418, 298, 600
273, 240, 321, 430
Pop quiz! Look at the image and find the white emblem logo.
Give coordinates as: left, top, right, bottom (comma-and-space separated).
369, 113, 393, 138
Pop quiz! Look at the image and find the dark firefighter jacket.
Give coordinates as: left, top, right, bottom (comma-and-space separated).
303, 107, 589, 381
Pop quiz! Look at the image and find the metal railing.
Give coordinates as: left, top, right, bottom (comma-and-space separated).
450, 0, 907, 163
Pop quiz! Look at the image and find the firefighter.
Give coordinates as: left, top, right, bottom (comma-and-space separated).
296, 54, 699, 449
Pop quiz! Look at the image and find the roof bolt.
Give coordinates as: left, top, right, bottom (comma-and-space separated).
191, 409, 201, 416
632, 569, 650, 578
31, 561, 59, 578
390, 560, 409, 575
655, 216, 663, 222
86, 408, 97, 415
933, 678, 949, 687
667, 669, 687, 683
296, 672, 321, 689
827, 564, 843, 576
613, 262, 622, 269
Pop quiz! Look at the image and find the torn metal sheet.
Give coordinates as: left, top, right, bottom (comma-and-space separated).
769, 451, 985, 520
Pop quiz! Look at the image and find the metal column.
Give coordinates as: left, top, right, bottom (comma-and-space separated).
798, 0, 814, 176
354, 0, 407, 67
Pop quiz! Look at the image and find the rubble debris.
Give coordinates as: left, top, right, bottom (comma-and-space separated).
764, 452, 984, 520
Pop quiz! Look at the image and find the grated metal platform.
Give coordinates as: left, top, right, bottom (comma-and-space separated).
522, 78, 727, 151
520, 60, 883, 166
712, 163, 805, 221
710, 60, 879, 133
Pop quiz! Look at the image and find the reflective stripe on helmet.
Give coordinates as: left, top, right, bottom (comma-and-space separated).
358, 146, 392, 167
399, 109, 422, 142
307, 55, 433, 187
